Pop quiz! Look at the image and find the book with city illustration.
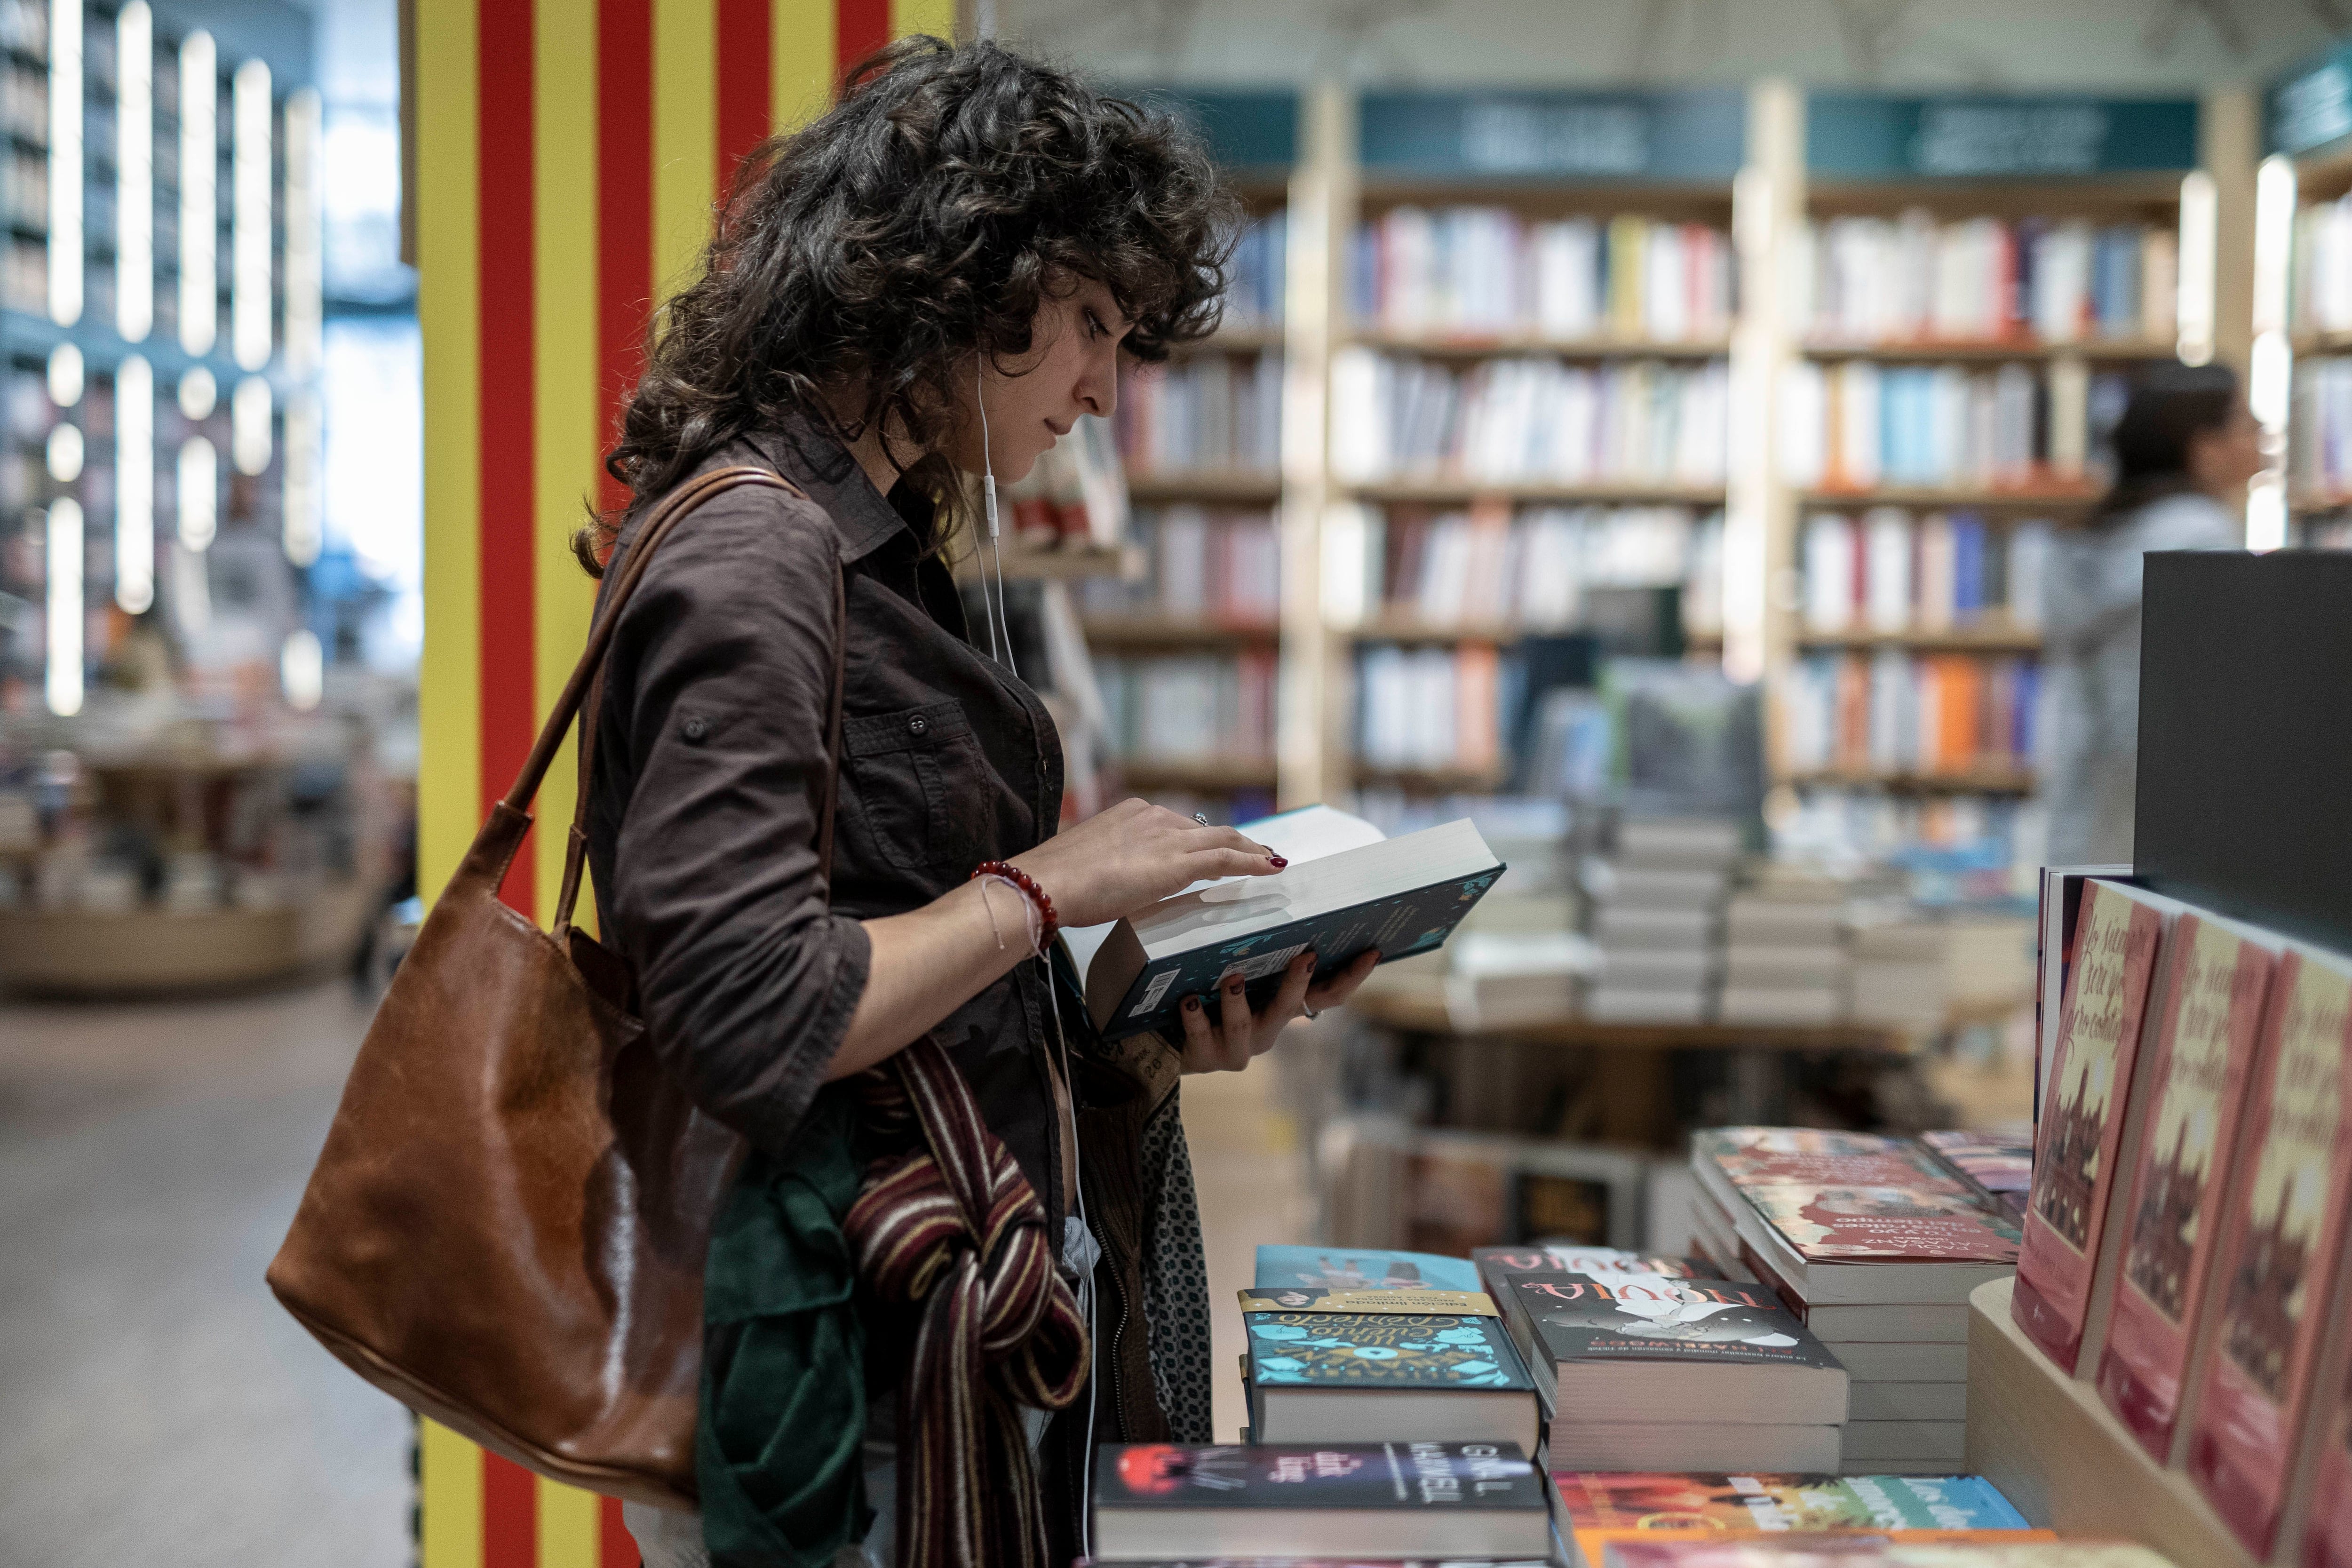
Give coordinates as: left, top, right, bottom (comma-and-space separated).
2294, 1283, 2352, 1568
1253, 1244, 1483, 1294
1551, 1471, 2031, 1543
2187, 947, 2352, 1557
1693, 1129, 2020, 1304
1500, 1273, 1847, 1424
1239, 1292, 1539, 1453
1086, 818, 1502, 1040
2011, 878, 2167, 1373
1090, 1442, 1552, 1560
2093, 912, 2277, 1461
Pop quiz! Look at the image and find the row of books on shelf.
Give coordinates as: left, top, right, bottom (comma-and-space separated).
1357, 503, 1719, 631
1773, 788, 2046, 906
1357, 644, 1512, 776
1331, 349, 1731, 488
2289, 357, 2352, 500
1094, 651, 1278, 766
1117, 350, 1284, 476
1778, 652, 2041, 782
2009, 873, 2352, 1565
1802, 511, 2052, 637
1803, 215, 2177, 348
1349, 209, 1736, 343
1780, 362, 2120, 494
1075, 505, 1280, 628
1224, 208, 1287, 329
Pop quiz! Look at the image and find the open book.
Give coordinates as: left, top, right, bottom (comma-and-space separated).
1082, 806, 1503, 1040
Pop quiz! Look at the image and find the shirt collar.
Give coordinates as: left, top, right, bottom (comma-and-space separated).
752, 407, 937, 568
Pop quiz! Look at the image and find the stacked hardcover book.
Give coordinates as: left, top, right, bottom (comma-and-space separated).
1691, 1127, 2022, 1474
1719, 879, 1849, 1026
1586, 817, 1740, 1023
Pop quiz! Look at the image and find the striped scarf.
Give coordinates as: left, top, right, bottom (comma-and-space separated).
844, 1035, 1089, 1568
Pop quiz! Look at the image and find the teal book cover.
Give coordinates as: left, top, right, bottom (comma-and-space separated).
1246, 1309, 1533, 1390
1253, 1245, 1483, 1293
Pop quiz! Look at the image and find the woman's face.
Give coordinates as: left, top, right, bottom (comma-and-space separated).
945, 276, 1130, 484
2189, 399, 2265, 500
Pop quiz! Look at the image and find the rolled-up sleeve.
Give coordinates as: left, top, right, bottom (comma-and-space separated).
598, 487, 871, 1156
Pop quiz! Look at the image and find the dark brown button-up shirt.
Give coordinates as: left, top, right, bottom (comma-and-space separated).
584, 412, 1072, 1234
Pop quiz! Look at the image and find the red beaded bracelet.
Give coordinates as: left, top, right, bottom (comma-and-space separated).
970, 860, 1058, 944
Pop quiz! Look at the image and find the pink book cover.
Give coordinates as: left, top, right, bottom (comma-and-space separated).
2093, 915, 2276, 1459
2187, 951, 2352, 1557
2011, 881, 2165, 1372
2302, 1345, 2352, 1568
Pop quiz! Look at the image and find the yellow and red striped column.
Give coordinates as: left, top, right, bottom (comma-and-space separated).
413, 0, 953, 1561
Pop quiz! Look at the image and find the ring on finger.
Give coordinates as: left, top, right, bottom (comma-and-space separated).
1302, 1003, 1319, 1020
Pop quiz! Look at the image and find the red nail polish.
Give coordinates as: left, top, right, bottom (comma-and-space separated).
1269, 855, 1288, 868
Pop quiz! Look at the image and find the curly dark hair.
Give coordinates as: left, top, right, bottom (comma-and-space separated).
574, 35, 1237, 573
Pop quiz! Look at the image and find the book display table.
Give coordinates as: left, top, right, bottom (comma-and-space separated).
1964, 1276, 2261, 1568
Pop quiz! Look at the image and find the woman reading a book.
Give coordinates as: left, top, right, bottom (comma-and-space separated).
575, 36, 1376, 1568
2045, 363, 2260, 865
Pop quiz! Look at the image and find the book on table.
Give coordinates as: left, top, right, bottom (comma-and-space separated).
2184, 944, 2352, 1558
2090, 908, 2277, 1463
1551, 1471, 2035, 1568
1597, 1538, 2177, 1568
1086, 816, 1503, 1040
1237, 1286, 1540, 1454
2011, 878, 2168, 1373
1253, 1243, 1484, 1293
1472, 1244, 1704, 1303
1089, 1441, 1553, 1561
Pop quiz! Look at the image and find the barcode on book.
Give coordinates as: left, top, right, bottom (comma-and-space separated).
1131, 967, 1180, 1018
1219, 942, 1308, 987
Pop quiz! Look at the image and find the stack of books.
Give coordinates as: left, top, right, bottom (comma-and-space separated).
1593, 1539, 2178, 1567
1719, 880, 1849, 1026
1091, 1440, 1554, 1562
1846, 921, 1954, 1034
1691, 1127, 2023, 1475
1585, 817, 1740, 1023
1491, 1268, 1849, 1472
1551, 1469, 2040, 1568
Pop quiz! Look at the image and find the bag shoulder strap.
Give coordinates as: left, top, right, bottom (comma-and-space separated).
467, 464, 840, 937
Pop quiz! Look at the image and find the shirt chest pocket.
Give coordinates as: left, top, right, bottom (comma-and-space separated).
840, 700, 996, 874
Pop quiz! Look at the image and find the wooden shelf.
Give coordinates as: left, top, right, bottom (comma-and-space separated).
1786, 767, 2037, 794
1800, 487, 2098, 511
1966, 1276, 2261, 1568
1346, 987, 1905, 1053
1796, 628, 2044, 653
1345, 478, 1726, 506
1125, 470, 1284, 504
2292, 329, 2352, 355
2289, 492, 2352, 514
1351, 764, 1511, 793
1349, 614, 1530, 644
1348, 328, 1730, 359
1109, 757, 1279, 790
1804, 338, 2179, 362
1080, 615, 1278, 647
1166, 325, 1285, 356
968, 541, 1144, 582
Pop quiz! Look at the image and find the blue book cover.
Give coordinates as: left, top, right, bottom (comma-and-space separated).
1952, 514, 1986, 622
1245, 1307, 1534, 1391
1254, 1245, 1483, 1293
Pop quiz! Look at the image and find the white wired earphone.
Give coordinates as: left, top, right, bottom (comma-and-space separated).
976, 351, 1101, 1553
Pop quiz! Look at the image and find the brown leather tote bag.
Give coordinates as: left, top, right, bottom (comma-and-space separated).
267, 466, 839, 1510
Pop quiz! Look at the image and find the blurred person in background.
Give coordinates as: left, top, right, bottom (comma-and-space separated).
2044, 363, 2261, 865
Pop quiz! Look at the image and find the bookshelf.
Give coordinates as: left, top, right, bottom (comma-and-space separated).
1764, 89, 2249, 813
2264, 41, 2352, 549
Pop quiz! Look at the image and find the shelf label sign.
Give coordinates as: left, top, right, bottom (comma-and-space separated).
1121, 87, 1298, 170
1808, 94, 2200, 177
1360, 90, 1745, 181
2268, 48, 2352, 156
